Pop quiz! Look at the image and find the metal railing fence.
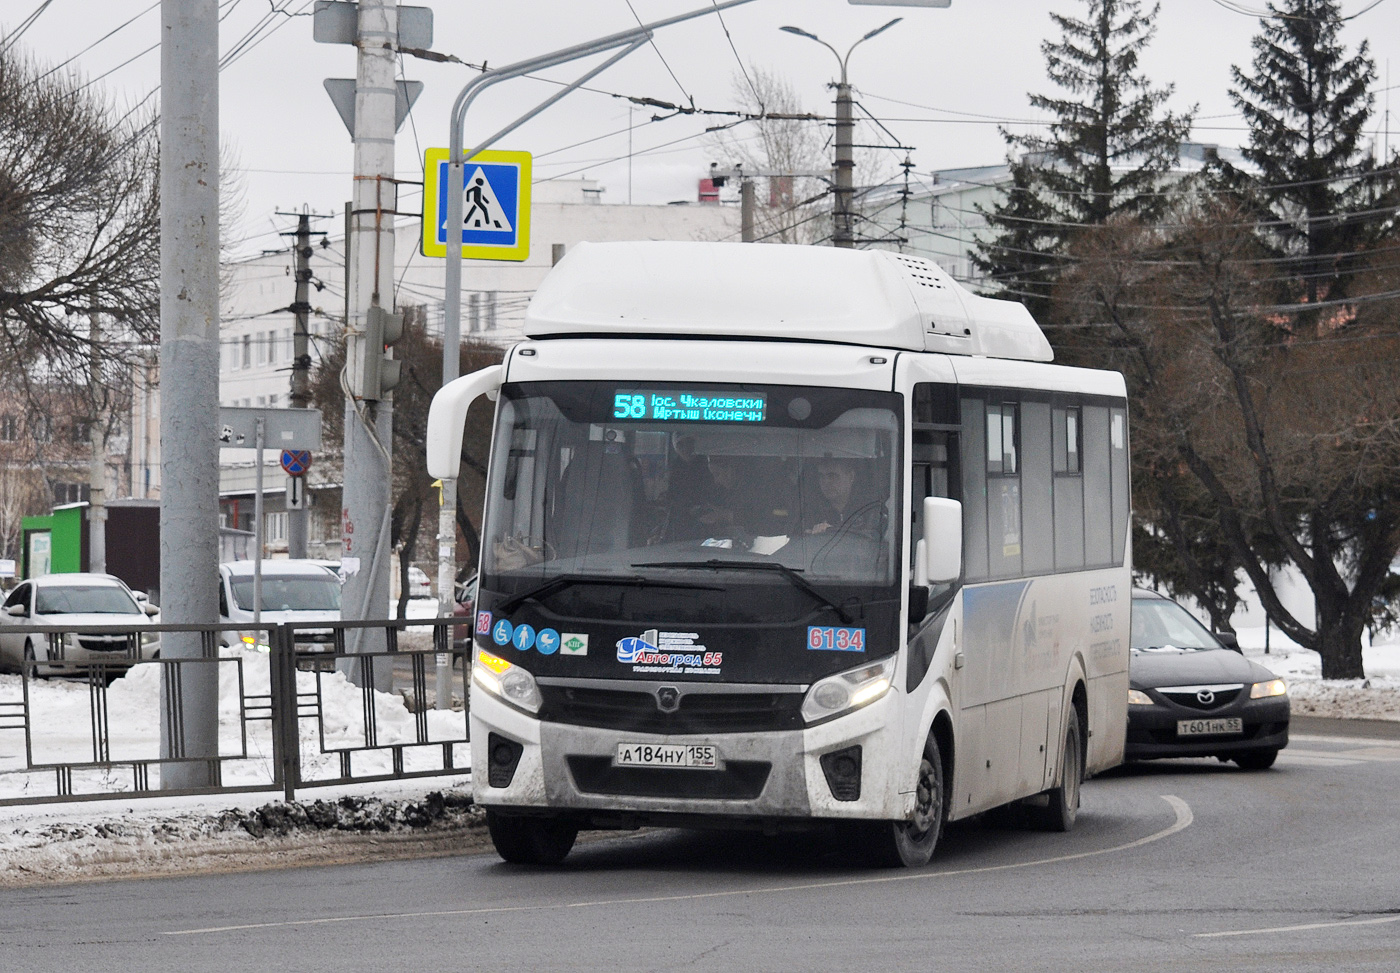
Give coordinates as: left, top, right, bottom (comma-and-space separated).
0, 617, 470, 807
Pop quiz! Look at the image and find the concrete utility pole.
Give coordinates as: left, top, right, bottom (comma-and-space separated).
340, 0, 399, 687
158, 0, 221, 789
780, 19, 904, 248
281, 209, 324, 559
87, 310, 106, 574
740, 178, 756, 242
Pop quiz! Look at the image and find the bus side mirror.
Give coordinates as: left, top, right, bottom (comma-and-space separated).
917, 497, 962, 586
426, 364, 503, 480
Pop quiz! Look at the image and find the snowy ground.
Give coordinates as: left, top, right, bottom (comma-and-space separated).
2, 598, 1397, 886
1231, 624, 1400, 722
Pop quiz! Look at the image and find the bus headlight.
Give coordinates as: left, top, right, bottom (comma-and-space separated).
1250, 678, 1287, 699
801, 655, 896, 726
473, 648, 542, 714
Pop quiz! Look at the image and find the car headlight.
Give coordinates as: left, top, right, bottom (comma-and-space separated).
801, 655, 896, 726
141, 631, 160, 646
1128, 689, 1154, 705
1250, 678, 1287, 699
240, 632, 271, 653
473, 648, 542, 714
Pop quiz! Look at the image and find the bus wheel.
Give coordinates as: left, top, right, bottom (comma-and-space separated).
486, 810, 578, 865
1031, 704, 1082, 832
865, 734, 944, 868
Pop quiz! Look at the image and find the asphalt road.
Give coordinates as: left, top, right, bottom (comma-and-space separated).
4, 727, 1399, 973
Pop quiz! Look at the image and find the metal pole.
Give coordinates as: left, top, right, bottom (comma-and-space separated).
435, 2, 754, 641
779, 20, 903, 249
435, 482, 454, 710
158, 0, 220, 789
740, 178, 756, 242
288, 212, 314, 558
253, 417, 264, 628
88, 309, 107, 573
833, 76, 855, 248
340, 0, 397, 689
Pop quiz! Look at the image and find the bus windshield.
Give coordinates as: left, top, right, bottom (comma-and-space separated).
481, 382, 902, 595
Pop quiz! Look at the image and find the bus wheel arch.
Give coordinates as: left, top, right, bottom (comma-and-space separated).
863, 729, 946, 868
1031, 689, 1086, 832
930, 710, 954, 814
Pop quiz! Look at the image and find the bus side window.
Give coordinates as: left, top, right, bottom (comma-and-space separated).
909, 431, 951, 570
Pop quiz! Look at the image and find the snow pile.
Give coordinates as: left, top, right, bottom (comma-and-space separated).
0, 787, 485, 888
1233, 629, 1400, 722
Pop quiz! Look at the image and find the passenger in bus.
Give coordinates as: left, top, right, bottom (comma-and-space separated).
804, 458, 882, 537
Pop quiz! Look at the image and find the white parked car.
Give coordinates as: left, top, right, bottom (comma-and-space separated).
218, 560, 342, 660
0, 573, 160, 678
407, 565, 433, 599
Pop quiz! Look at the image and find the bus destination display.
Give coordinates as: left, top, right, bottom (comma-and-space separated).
612, 390, 767, 423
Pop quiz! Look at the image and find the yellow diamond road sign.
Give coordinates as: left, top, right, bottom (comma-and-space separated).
421, 147, 532, 261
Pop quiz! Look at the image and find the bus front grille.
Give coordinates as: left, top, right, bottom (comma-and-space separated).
539, 685, 804, 734
566, 756, 771, 800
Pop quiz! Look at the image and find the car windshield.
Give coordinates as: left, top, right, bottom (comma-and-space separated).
231, 576, 341, 612
34, 585, 140, 615
1131, 597, 1221, 651
479, 381, 902, 590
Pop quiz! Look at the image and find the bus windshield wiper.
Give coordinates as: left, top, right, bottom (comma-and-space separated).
632, 559, 854, 625
495, 573, 724, 615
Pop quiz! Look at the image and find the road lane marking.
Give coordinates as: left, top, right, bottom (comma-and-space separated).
1291, 734, 1400, 747
1195, 914, 1400, 938
165, 795, 1192, 936
1279, 753, 1362, 767
1284, 746, 1400, 761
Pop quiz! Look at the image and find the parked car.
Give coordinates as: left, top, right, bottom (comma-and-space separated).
1126, 588, 1290, 770
218, 560, 341, 663
407, 565, 433, 599
452, 574, 477, 651
0, 573, 160, 678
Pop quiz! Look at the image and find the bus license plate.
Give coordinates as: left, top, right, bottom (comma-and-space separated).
1177, 718, 1243, 737
616, 743, 718, 769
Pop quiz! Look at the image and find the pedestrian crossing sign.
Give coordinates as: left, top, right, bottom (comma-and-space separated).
421, 147, 532, 261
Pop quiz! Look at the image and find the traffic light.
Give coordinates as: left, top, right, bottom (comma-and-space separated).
356, 304, 403, 401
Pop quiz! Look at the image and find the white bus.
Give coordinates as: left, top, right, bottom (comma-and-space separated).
428, 241, 1131, 867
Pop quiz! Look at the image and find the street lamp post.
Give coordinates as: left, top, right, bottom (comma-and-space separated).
781, 19, 902, 248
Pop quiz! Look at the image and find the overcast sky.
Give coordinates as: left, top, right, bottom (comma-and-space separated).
7, 0, 1400, 257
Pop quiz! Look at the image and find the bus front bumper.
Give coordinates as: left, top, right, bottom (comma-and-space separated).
470, 689, 909, 826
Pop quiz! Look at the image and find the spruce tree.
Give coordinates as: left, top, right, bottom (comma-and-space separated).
1227, 0, 1393, 309
974, 0, 1192, 316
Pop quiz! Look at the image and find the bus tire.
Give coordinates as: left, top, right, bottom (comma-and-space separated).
1031, 703, 1082, 833
864, 734, 944, 868
486, 810, 578, 865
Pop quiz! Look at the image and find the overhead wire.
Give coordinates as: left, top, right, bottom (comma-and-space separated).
623, 0, 693, 107
709, 0, 761, 109
0, 0, 56, 55
26, 1, 159, 88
